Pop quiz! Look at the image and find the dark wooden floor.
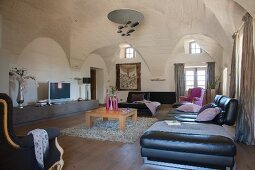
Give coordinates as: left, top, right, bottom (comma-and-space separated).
15, 105, 255, 170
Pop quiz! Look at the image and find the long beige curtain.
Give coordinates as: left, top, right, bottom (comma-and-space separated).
229, 33, 237, 98
174, 63, 185, 102
206, 62, 215, 89
235, 13, 255, 145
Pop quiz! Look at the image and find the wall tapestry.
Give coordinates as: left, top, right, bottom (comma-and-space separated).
116, 63, 141, 91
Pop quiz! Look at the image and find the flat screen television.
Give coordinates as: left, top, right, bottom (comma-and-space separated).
48, 81, 71, 104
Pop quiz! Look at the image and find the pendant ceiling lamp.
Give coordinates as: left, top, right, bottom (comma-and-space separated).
107, 9, 144, 36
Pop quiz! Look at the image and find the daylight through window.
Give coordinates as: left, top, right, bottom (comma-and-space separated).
189, 41, 202, 54
125, 47, 135, 58
185, 67, 206, 90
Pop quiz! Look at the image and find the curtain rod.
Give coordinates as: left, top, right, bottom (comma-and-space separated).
237, 22, 244, 33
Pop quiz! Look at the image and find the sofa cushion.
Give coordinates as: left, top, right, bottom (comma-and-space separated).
196, 108, 221, 122
176, 104, 202, 113
131, 93, 144, 102
198, 103, 215, 114
118, 102, 148, 109
127, 92, 150, 103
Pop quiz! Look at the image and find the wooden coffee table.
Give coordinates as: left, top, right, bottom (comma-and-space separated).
85, 107, 137, 131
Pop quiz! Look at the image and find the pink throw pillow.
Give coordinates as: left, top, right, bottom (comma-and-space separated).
196, 108, 221, 121
176, 104, 202, 112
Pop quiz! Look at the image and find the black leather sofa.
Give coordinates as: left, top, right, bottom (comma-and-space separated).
140, 95, 238, 169
118, 92, 176, 116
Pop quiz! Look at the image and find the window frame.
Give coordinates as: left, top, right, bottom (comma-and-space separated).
185, 67, 207, 91
125, 47, 135, 59
189, 41, 202, 54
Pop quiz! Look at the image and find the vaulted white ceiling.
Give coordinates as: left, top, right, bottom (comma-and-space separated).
0, 0, 252, 75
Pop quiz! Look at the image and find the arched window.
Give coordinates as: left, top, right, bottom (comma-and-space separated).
125, 47, 135, 58
189, 41, 202, 54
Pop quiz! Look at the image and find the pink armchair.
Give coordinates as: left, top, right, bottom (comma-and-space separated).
179, 87, 206, 106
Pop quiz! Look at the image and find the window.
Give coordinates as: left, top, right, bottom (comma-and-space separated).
125, 47, 135, 58
189, 41, 202, 54
185, 67, 206, 91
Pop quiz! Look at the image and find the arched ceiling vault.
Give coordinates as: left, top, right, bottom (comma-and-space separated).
234, 0, 255, 18
0, 0, 252, 75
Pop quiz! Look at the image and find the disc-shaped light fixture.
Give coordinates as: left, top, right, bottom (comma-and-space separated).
107, 9, 144, 25
127, 29, 135, 34
107, 9, 143, 37
126, 21, 132, 25
131, 22, 139, 27
118, 25, 124, 29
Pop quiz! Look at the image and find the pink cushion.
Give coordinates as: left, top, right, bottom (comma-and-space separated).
176, 104, 202, 112
196, 108, 221, 121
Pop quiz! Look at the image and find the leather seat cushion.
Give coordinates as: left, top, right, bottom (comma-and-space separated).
140, 131, 236, 156
118, 102, 148, 109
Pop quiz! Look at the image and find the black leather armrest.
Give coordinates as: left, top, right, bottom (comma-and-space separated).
19, 134, 34, 148
141, 131, 236, 156
44, 127, 60, 140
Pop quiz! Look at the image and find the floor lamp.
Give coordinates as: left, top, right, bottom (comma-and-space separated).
83, 77, 91, 100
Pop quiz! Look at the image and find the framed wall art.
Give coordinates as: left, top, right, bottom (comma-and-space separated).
116, 63, 141, 91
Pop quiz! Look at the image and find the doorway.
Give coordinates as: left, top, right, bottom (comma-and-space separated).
90, 69, 96, 100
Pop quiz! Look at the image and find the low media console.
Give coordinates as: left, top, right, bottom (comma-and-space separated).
13, 100, 99, 125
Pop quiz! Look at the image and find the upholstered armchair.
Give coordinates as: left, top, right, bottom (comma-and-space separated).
179, 87, 205, 106
0, 93, 64, 170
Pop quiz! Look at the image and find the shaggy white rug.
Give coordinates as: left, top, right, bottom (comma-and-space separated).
61, 117, 157, 143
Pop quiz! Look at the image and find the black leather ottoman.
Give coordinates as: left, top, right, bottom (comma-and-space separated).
140, 131, 236, 169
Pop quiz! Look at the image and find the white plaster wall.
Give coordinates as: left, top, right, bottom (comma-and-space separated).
108, 51, 173, 102
82, 54, 109, 104
222, 49, 233, 95
10, 37, 85, 106
0, 53, 9, 94
109, 52, 152, 102
107, 48, 220, 102
96, 69, 104, 103
0, 15, 9, 94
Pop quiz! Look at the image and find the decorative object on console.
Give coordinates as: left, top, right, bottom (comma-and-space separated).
83, 77, 91, 100
116, 63, 141, 91
9, 67, 36, 108
74, 77, 83, 101
150, 78, 166, 81
107, 9, 144, 36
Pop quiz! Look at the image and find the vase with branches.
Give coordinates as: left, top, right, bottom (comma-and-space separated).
208, 75, 221, 90
9, 67, 36, 108
106, 86, 119, 111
